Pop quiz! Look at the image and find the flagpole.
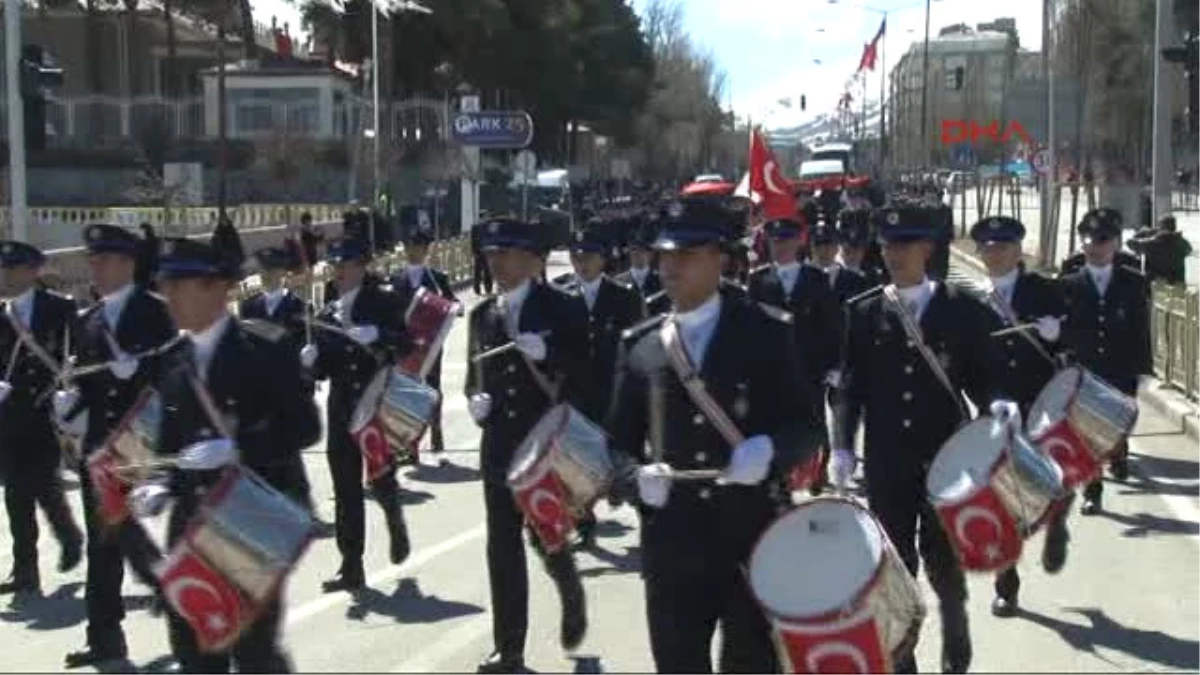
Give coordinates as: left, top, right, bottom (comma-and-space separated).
879, 17, 887, 173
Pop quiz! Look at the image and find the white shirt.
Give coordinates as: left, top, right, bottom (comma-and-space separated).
186, 313, 232, 380
498, 279, 532, 334
986, 268, 1020, 317
578, 276, 603, 311
264, 288, 288, 317
101, 283, 136, 332
890, 277, 936, 321
336, 286, 362, 324
405, 265, 426, 290
1086, 263, 1112, 297
672, 292, 722, 369
7, 287, 35, 327
629, 266, 649, 290
775, 262, 801, 296
823, 264, 841, 290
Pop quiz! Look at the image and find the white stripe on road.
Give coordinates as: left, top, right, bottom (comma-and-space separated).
389, 615, 492, 673
285, 524, 486, 626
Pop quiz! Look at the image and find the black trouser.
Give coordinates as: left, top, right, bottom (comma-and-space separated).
473, 254, 493, 295
5, 457, 80, 584
483, 479, 573, 659
326, 429, 403, 567
994, 493, 1074, 600
426, 360, 445, 454
867, 470, 967, 672
644, 558, 777, 673
167, 594, 291, 673
1083, 438, 1130, 502
79, 459, 163, 648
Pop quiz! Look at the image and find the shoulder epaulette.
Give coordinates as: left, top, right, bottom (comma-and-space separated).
621, 314, 667, 342
240, 318, 287, 343
755, 301, 794, 324
847, 284, 884, 306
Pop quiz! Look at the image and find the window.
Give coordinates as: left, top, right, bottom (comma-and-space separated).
228, 86, 320, 135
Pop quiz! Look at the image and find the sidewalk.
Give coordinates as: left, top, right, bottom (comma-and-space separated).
948, 244, 1199, 443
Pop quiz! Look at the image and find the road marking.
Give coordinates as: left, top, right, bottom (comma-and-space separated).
389, 614, 492, 673
285, 524, 486, 626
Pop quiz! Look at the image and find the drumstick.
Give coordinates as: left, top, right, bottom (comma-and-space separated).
3, 339, 22, 381
60, 335, 186, 383
989, 322, 1038, 338
671, 469, 723, 481
471, 330, 553, 363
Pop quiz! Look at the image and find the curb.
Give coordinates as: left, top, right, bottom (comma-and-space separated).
949, 244, 1200, 443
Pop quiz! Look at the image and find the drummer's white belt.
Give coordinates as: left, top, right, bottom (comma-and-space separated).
659, 319, 746, 450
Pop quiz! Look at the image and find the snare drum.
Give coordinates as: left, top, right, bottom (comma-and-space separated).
926, 418, 1065, 572
1026, 367, 1138, 489
507, 404, 615, 553
396, 287, 461, 380
89, 388, 163, 526
748, 498, 925, 674
350, 367, 440, 480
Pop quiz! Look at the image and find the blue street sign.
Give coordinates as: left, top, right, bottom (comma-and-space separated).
451, 111, 535, 149
953, 142, 974, 165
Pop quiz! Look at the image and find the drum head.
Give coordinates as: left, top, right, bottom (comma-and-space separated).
1027, 367, 1081, 438
749, 499, 883, 620
349, 368, 391, 434
926, 418, 1005, 504
508, 405, 568, 483
382, 370, 440, 420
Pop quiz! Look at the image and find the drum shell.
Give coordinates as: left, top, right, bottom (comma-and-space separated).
748, 498, 925, 671
1028, 367, 1138, 461
397, 288, 460, 380
507, 404, 615, 513
186, 467, 315, 603
352, 369, 440, 455
104, 388, 163, 485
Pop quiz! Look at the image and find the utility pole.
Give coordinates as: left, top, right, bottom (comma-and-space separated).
216, 21, 228, 221
1039, 0, 1057, 268
919, 0, 932, 170
1151, 0, 1175, 223
5, 0, 28, 242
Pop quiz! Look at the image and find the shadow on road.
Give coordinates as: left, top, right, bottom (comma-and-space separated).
1131, 452, 1200, 483
1095, 509, 1200, 538
135, 654, 178, 674
405, 461, 482, 485
396, 488, 436, 506
345, 578, 483, 624
1018, 606, 1199, 671
592, 519, 634, 539
579, 544, 641, 579
0, 581, 85, 631
570, 655, 605, 673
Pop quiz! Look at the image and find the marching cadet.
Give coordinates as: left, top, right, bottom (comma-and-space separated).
837, 208, 887, 287
389, 225, 459, 463
1060, 213, 1152, 515
464, 217, 589, 673
56, 224, 173, 669
832, 203, 1002, 673
0, 241, 84, 598
809, 221, 871, 305
612, 225, 663, 303
558, 225, 645, 546
1060, 208, 1142, 276
129, 237, 320, 672
302, 237, 412, 592
969, 216, 1074, 617
606, 197, 821, 673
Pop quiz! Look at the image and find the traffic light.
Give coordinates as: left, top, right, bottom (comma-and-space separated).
1163, 32, 1199, 134
19, 45, 64, 152
800, 95, 807, 111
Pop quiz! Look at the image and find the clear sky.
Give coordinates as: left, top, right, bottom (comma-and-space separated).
249, 0, 1044, 131
627, 0, 1045, 130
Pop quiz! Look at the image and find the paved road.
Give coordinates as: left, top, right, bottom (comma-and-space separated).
0, 252, 1196, 673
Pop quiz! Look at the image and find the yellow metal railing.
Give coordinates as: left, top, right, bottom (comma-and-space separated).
0, 204, 350, 240
1151, 282, 1200, 401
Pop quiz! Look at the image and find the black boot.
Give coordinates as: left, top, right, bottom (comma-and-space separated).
385, 506, 412, 565
1042, 496, 1073, 574
476, 651, 525, 674
65, 630, 128, 669
940, 603, 972, 674
322, 560, 365, 593
545, 552, 587, 651
991, 568, 1019, 618
0, 569, 40, 596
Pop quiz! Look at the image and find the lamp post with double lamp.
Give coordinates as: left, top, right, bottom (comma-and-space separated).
825, 0, 939, 173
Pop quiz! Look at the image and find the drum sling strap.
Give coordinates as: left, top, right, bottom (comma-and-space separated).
882, 286, 969, 422
500, 302, 561, 403
659, 318, 746, 449
987, 288, 1057, 366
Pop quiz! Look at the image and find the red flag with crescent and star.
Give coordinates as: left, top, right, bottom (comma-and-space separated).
747, 127, 798, 222
512, 460, 575, 554
775, 613, 891, 674
935, 486, 1023, 572
858, 18, 886, 73
157, 542, 249, 652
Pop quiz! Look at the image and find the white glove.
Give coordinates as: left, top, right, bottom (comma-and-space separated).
176, 438, 238, 471
52, 388, 87, 437
300, 343, 319, 368
636, 463, 673, 508
348, 324, 380, 346
719, 435, 775, 486
130, 484, 171, 518
830, 448, 857, 488
455, 304, 465, 318
467, 393, 492, 424
824, 369, 842, 388
0, 380, 10, 404
514, 333, 547, 362
1035, 315, 1062, 343
989, 399, 1023, 437
53, 388, 79, 419
108, 356, 139, 380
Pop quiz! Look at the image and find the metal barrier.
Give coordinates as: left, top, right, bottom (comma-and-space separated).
0, 204, 349, 240
1151, 282, 1199, 401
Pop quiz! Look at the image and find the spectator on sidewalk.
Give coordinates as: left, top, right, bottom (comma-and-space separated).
135, 223, 160, 289
1129, 215, 1193, 286
210, 213, 245, 269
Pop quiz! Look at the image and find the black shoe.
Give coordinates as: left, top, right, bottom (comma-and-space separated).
387, 513, 412, 565
552, 560, 587, 651
65, 643, 128, 669
321, 566, 365, 593
1109, 458, 1129, 481
1042, 524, 1070, 574
476, 652, 525, 674
990, 595, 1018, 618
940, 609, 972, 673
1081, 497, 1101, 516
0, 577, 40, 595
59, 533, 83, 573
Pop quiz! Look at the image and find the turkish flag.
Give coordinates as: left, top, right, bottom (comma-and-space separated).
748, 128, 798, 222
775, 613, 890, 674
1032, 420, 1100, 491
87, 449, 132, 526
934, 486, 1023, 572
787, 447, 826, 492
512, 460, 575, 554
858, 18, 886, 73
352, 415, 395, 482
157, 542, 250, 653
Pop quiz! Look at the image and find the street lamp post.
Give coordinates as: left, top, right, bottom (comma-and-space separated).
919, 0, 932, 171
